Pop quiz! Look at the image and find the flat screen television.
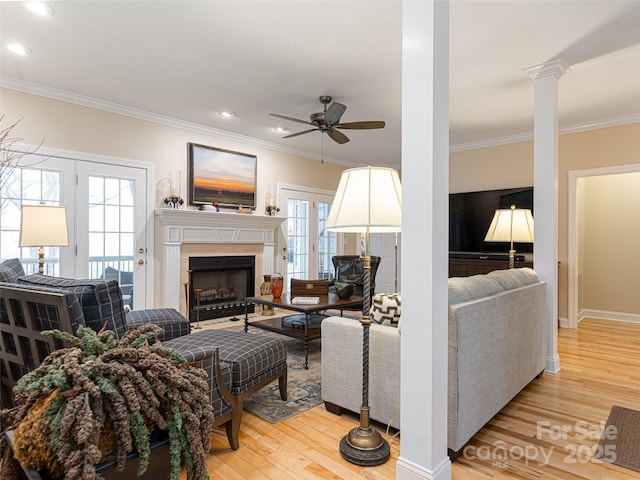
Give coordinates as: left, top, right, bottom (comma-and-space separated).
449, 187, 533, 254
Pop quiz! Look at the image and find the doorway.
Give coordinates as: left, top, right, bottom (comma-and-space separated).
0, 147, 154, 308
278, 184, 341, 288
567, 163, 640, 328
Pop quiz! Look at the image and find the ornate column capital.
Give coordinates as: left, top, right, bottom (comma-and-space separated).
524, 58, 570, 80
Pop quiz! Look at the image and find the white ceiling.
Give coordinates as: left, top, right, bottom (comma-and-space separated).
1, 1, 639, 169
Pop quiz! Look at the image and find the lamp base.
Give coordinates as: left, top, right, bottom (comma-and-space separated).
339, 427, 390, 466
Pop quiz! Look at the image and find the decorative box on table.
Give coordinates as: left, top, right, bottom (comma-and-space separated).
290, 278, 329, 296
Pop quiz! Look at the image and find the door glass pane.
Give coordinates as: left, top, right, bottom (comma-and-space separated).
0, 167, 63, 275
287, 198, 309, 285
88, 176, 135, 308
318, 201, 336, 280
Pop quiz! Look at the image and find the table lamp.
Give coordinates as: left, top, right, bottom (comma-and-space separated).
484, 205, 534, 268
19, 204, 69, 274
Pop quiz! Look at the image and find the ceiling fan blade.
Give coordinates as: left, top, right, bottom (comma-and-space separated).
327, 129, 350, 144
283, 128, 318, 138
324, 102, 347, 125
269, 113, 314, 126
336, 121, 386, 130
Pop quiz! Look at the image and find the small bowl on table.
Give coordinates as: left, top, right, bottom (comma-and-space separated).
334, 282, 355, 299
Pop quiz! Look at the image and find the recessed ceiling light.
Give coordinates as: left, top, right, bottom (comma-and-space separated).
219, 111, 235, 118
275, 127, 289, 134
23, 1, 55, 16
6, 43, 32, 56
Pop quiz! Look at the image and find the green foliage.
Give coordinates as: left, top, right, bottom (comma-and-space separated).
1, 324, 214, 480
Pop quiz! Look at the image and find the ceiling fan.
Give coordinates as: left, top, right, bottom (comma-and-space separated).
269, 95, 385, 144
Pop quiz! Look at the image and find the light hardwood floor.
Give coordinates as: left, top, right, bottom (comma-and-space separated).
186, 318, 640, 479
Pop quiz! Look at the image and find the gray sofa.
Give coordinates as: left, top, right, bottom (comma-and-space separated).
321, 267, 547, 456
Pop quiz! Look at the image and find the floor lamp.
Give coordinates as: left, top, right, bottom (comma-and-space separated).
326, 165, 402, 466
484, 205, 534, 268
19, 204, 69, 274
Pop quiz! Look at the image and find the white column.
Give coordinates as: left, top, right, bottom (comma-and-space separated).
162, 242, 182, 310
525, 59, 569, 374
398, 1, 451, 479
262, 242, 276, 274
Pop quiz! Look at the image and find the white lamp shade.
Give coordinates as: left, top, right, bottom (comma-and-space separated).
325, 166, 402, 233
484, 207, 534, 243
19, 205, 70, 247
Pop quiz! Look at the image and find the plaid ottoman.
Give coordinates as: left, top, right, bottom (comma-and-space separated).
165, 328, 287, 449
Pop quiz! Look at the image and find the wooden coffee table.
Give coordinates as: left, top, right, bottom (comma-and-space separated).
244, 293, 363, 369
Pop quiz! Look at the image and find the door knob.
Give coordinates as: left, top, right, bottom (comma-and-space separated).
137, 259, 145, 265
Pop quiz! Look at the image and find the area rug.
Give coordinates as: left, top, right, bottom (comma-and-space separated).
594, 405, 640, 473
234, 325, 323, 423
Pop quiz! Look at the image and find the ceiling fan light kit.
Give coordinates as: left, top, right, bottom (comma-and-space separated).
270, 96, 385, 145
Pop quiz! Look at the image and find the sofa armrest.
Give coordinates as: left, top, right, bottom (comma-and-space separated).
321, 316, 401, 429
126, 308, 190, 340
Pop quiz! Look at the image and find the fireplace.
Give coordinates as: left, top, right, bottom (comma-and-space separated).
154, 209, 286, 313
188, 255, 255, 321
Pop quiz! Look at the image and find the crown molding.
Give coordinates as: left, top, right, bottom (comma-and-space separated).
4, 76, 637, 157
450, 113, 640, 153
0, 77, 350, 167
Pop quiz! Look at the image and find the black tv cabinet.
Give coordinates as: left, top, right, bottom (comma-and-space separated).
449, 254, 533, 277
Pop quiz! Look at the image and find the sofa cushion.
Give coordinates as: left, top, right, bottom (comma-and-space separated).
17, 274, 127, 338
371, 293, 401, 327
448, 275, 503, 305
0, 258, 25, 283
487, 267, 539, 290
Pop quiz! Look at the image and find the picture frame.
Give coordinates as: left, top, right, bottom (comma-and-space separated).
187, 143, 257, 209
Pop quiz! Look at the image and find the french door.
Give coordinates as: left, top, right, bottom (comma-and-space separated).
75, 161, 149, 309
279, 186, 340, 288
0, 154, 74, 276
0, 151, 150, 308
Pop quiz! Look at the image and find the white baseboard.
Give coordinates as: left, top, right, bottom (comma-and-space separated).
545, 354, 561, 374
396, 455, 451, 480
558, 316, 570, 328
580, 309, 640, 324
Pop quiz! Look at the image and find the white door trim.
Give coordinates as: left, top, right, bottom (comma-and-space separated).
567, 162, 640, 328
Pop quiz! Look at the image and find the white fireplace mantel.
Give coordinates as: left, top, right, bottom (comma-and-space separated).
154, 209, 286, 310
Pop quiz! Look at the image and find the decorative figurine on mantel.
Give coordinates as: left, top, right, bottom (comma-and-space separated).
164, 176, 184, 208
164, 195, 184, 209
265, 191, 280, 216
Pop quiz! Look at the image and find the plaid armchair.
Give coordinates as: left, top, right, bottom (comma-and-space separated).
0, 259, 288, 451
0, 259, 238, 449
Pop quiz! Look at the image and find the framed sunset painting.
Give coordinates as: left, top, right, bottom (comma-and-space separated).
187, 143, 257, 209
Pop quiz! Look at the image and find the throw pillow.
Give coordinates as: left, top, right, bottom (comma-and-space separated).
371, 293, 401, 327
0, 258, 25, 283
